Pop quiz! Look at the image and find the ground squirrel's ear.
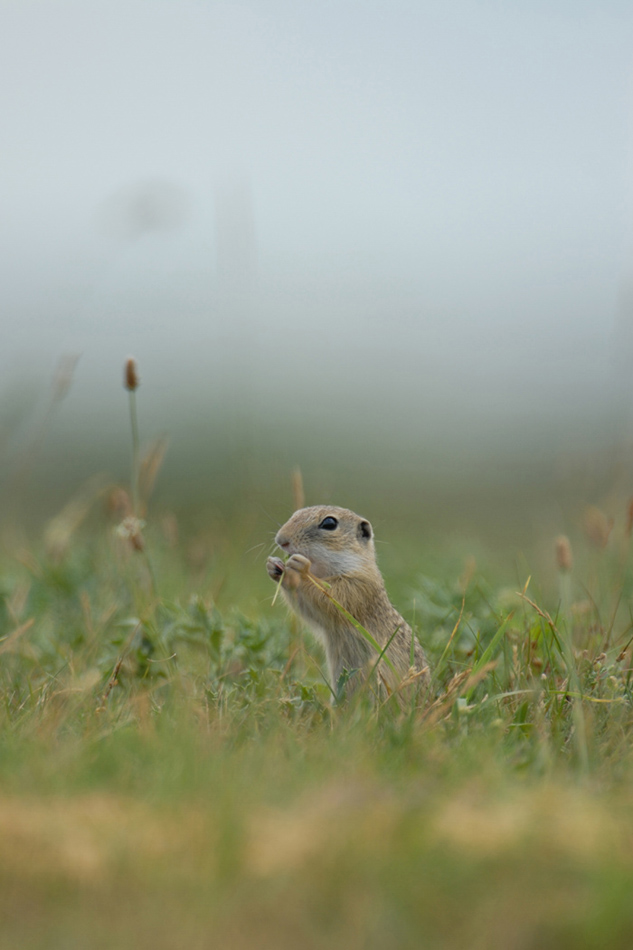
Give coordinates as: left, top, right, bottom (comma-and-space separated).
358, 520, 372, 541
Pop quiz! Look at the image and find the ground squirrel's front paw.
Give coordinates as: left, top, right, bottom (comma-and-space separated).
267, 556, 285, 581
286, 553, 311, 574
284, 553, 311, 589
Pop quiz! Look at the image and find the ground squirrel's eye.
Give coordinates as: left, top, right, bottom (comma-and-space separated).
318, 516, 338, 530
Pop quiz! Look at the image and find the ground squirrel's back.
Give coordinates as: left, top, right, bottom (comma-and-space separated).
267, 506, 430, 696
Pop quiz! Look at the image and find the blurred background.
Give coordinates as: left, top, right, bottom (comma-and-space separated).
2, 0, 633, 577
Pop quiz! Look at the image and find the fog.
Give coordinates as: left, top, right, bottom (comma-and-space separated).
2, 0, 633, 523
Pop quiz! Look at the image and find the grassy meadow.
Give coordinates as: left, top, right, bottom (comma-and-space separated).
1, 369, 633, 948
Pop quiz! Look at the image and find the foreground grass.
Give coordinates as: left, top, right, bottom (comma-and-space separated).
1, 510, 633, 949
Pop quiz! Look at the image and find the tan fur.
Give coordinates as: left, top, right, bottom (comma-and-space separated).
267, 506, 430, 697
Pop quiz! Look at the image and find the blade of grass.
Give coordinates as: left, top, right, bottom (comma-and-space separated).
465, 611, 514, 702
518, 588, 588, 773
271, 572, 284, 607
432, 590, 467, 684
364, 624, 402, 693
305, 573, 397, 676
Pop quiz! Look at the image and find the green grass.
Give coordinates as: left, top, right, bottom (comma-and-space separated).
0, 498, 633, 950
1, 495, 633, 950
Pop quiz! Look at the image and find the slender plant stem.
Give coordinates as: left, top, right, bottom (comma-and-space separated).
521, 585, 588, 774
559, 570, 589, 774
127, 380, 158, 602
129, 390, 140, 517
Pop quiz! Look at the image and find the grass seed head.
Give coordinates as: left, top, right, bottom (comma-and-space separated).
555, 535, 573, 572
583, 506, 612, 550
124, 357, 139, 392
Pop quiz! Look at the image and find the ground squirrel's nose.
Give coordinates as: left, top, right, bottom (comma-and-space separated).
275, 532, 290, 549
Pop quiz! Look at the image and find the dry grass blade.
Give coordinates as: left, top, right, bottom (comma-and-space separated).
422, 668, 473, 725
463, 660, 497, 694
139, 437, 169, 511
96, 621, 142, 711
378, 665, 430, 709
291, 466, 305, 511
518, 588, 588, 772
271, 571, 285, 607
305, 572, 397, 675
0, 619, 34, 656
43, 474, 110, 560
433, 588, 468, 680
517, 590, 563, 651
420, 663, 496, 725
52, 353, 80, 403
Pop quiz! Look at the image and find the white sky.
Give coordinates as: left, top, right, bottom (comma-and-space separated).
1, 0, 633, 459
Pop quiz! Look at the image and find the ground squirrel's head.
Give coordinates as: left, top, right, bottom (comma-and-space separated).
275, 506, 376, 578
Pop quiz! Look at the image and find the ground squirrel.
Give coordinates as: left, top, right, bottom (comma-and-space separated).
267, 506, 429, 696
